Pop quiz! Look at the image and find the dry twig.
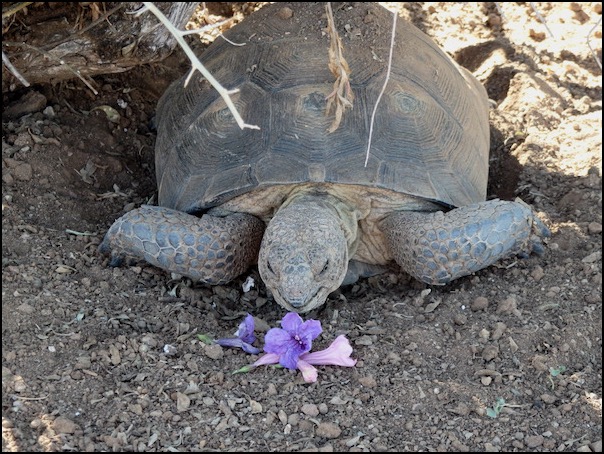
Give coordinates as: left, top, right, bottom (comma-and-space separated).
2, 51, 29, 87
364, 7, 397, 167
587, 16, 602, 70
324, 2, 354, 133
141, 2, 259, 131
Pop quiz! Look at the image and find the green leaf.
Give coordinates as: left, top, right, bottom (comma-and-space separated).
549, 366, 566, 377
197, 334, 215, 345
232, 365, 254, 375
494, 397, 506, 411
486, 408, 499, 418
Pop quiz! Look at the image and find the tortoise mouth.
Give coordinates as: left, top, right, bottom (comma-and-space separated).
287, 297, 313, 309
273, 286, 329, 314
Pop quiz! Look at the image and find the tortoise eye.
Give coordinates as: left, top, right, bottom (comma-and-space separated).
267, 261, 276, 275
319, 260, 329, 276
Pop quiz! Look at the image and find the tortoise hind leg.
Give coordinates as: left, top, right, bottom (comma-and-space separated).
380, 199, 550, 285
98, 205, 264, 284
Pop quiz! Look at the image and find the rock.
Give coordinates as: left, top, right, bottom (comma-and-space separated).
471, 297, 489, 311
354, 335, 373, 346
203, 344, 224, 360
53, 416, 77, 434
481, 345, 499, 361
17, 303, 35, 314
358, 376, 377, 388
277, 6, 293, 20
109, 344, 121, 365
13, 163, 33, 181
491, 322, 507, 340
4, 91, 47, 119
316, 422, 342, 439
496, 296, 518, 315
582, 251, 601, 263
176, 392, 190, 412
301, 403, 320, 417
531, 266, 545, 281
558, 190, 583, 211
589, 440, 602, 452
525, 435, 544, 448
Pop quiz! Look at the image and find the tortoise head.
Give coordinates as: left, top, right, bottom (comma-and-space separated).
258, 201, 349, 313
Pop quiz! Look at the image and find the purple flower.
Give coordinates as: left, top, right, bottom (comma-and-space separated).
251, 334, 357, 383
263, 312, 322, 369
231, 313, 357, 383
302, 335, 357, 367
199, 313, 260, 354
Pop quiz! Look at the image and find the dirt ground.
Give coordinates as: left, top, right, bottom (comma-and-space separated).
2, 2, 602, 452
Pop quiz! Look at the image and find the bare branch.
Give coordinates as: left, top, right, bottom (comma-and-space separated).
1, 2, 33, 19
2, 51, 30, 88
141, 2, 259, 131
2, 42, 99, 94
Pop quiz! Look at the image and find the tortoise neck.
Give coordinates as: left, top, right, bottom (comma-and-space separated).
279, 190, 360, 255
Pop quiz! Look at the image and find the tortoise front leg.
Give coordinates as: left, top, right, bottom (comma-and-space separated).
380, 200, 550, 285
99, 205, 264, 284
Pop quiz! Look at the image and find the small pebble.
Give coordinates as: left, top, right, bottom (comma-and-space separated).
316, 422, 342, 439
471, 297, 489, 311
53, 417, 77, 434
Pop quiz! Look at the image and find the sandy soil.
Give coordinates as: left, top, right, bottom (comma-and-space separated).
2, 2, 602, 452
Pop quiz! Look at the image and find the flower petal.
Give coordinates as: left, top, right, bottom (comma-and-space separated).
240, 342, 261, 355
215, 338, 243, 349
280, 342, 304, 369
297, 359, 318, 383
263, 328, 292, 354
215, 337, 261, 354
301, 335, 357, 367
280, 312, 303, 333
299, 319, 322, 341
253, 353, 280, 367
234, 313, 256, 344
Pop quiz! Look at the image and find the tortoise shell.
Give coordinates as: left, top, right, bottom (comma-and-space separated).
154, 2, 489, 215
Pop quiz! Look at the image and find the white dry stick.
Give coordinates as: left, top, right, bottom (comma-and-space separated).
587, 16, 602, 70
498, 2, 600, 71
364, 9, 397, 167
141, 2, 259, 130
529, 2, 554, 38
495, 3, 553, 37
2, 51, 30, 87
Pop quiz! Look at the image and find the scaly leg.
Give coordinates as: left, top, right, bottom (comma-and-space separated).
380, 200, 550, 285
99, 205, 264, 284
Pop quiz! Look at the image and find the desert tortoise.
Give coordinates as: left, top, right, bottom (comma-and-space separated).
99, 2, 550, 313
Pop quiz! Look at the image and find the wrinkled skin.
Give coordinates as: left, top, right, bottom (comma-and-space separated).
381, 199, 551, 285
258, 201, 349, 313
